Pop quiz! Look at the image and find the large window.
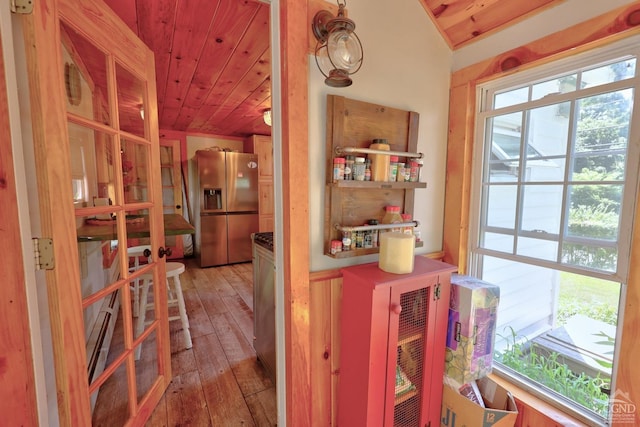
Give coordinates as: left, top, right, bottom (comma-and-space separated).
470, 38, 640, 425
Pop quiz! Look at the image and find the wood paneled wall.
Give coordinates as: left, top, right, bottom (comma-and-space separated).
310, 269, 343, 426
442, 3, 640, 426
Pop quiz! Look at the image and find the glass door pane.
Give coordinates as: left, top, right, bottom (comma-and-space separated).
60, 7, 168, 423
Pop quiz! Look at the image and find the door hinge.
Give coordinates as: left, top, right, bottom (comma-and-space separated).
434, 283, 441, 300
33, 237, 54, 270
10, 0, 33, 14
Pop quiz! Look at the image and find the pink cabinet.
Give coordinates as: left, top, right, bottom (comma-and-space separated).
338, 256, 456, 427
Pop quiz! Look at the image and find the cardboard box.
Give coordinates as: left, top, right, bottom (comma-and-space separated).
445, 274, 500, 384
441, 377, 518, 427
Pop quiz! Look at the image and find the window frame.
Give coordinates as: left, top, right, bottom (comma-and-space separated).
467, 35, 640, 424
470, 38, 640, 283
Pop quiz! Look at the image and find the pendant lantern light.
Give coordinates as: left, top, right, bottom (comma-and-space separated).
263, 109, 272, 126
312, 0, 363, 87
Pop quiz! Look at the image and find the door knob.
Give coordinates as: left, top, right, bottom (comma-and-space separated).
143, 248, 152, 258
158, 246, 172, 258
391, 304, 402, 315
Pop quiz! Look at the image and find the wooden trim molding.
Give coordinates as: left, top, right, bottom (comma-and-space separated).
488, 375, 589, 427
281, 0, 311, 425
445, 2, 640, 270
442, 3, 640, 426
451, 3, 640, 88
0, 26, 39, 426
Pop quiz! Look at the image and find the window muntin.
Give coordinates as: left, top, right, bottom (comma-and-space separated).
494, 86, 528, 109
479, 255, 620, 420
471, 40, 640, 423
532, 73, 577, 100
479, 72, 634, 276
582, 58, 636, 88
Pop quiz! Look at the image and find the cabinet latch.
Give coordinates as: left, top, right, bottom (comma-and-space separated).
434, 283, 441, 301
33, 237, 55, 270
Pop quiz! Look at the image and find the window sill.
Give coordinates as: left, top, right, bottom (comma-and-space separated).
487, 374, 590, 427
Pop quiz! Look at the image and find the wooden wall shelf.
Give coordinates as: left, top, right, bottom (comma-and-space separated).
329, 181, 427, 190
323, 95, 423, 258
326, 241, 424, 259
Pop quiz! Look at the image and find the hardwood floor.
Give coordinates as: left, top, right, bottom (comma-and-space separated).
92, 258, 277, 426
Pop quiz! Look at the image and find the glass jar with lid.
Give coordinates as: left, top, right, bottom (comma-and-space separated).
381, 205, 403, 233
354, 157, 366, 181
401, 213, 413, 234
341, 230, 352, 251
369, 138, 390, 181
344, 155, 355, 180
368, 219, 379, 247
409, 160, 420, 182
333, 157, 345, 181
388, 156, 399, 182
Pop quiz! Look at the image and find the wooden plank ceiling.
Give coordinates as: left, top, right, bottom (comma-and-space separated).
419, 0, 564, 48
102, 0, 563, 138
104, 0, 272, 138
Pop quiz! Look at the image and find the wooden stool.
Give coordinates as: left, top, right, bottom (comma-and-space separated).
135, 262, 192, 360
127, 245, 151, 317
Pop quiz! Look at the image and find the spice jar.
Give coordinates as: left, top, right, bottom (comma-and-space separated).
409, 160, 420, 182
363, 224, 373, 248
388, 156, 399, 182
341, 230, 352, 251
369, 139, 390, 181
404, 161, 412, 181
401, 213, 413, 235
354, 157, 366, 181
355, 230, 364, 248
364, 159, 372, 181
344, 155, 355, 180
396, 162, 405, 182
330, 240, 342, 255
381, 205, 403, 233
368, 219, 379, 247
333, 157, 345, 181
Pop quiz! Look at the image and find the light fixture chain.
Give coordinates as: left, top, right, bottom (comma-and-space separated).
337, 0, 346, 7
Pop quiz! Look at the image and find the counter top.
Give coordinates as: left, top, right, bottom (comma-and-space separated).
76, 213, 195, 242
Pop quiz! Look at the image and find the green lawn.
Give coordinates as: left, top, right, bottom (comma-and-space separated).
557, 271, 620, 325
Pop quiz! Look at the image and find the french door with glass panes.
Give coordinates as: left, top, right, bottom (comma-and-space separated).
22, 0, 171, 424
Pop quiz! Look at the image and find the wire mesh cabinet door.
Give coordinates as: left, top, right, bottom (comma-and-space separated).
338, 256, 455, 427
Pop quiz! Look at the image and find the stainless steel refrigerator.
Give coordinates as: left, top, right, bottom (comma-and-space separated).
196, 150, 259, 267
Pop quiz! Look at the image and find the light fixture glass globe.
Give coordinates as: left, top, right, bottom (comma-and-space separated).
315, 44, 333, 73
327, 30, 362, 73
263, 109, 272, 126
